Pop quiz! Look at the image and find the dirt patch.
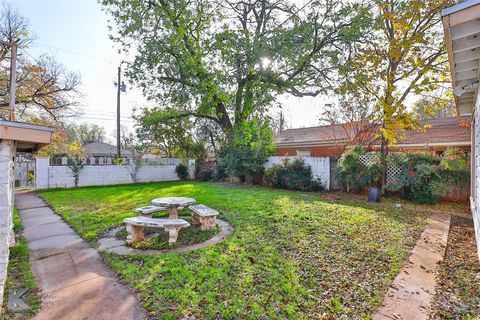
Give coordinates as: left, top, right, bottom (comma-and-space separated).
429, 216, 480, 319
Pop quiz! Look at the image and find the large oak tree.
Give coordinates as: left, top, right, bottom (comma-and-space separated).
102, 0, 369, 138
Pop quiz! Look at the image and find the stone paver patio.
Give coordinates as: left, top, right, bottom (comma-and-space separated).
15, 192, 145, 320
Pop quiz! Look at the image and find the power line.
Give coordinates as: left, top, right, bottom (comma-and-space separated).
83, 111, 132, 116
79, 115, 135, 122
31, 42, 113, 64
20, 48, 39, 64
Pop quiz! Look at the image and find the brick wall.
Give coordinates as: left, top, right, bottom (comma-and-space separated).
275, 146, 343, 158
0, 139, 16, 305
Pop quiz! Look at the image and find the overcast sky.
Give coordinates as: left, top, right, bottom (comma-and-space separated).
11, 0, 329, 139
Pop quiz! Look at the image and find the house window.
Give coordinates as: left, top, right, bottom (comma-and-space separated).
297, 150, 311, 157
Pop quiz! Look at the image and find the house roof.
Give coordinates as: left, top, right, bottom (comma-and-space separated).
442, 0, 480, 115
83, 141, 133, 157
275, 116, 471, 148
275, 123, 349, 146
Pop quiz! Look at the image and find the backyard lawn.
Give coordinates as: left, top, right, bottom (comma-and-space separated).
39, 181, 430, 319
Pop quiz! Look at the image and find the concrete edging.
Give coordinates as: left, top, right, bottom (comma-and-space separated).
373, 213, 451, 320
97, 218, 234, 255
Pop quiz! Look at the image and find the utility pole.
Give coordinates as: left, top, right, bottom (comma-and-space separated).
8, 43, 17, 121
116, 66, 121, 158
114, 65, 126, 158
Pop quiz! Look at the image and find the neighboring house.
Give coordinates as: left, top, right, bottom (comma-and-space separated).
83, 141, 133, 158
48, 141, 135, 166
442, 0, 480, 260
70, 141, 168, 166
274, 116, 471, 157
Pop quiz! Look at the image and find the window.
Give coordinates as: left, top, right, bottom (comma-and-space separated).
297, 150, 311, 157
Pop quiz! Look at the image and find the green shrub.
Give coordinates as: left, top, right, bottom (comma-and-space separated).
440, 147, 469, 171
265, 158, 324, 191
336, 146, 381, 192
175, 163, 189, 180
213, 161, 227, 181
400, 157, 443, 204
198, 170, 213, 181
222, 119, 275, 178
397, 152, 469, 204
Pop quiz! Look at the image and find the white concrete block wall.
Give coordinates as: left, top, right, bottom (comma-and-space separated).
35, 158, 196, 189
0, 139, 16, 304
265, 156, 330, 190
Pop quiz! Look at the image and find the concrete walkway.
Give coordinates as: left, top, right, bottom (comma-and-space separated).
373, 213, 451, 320
15, 192, 145, 320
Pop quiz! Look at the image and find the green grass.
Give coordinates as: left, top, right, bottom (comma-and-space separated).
2, 208, 41, 319
40, 181, 429, 319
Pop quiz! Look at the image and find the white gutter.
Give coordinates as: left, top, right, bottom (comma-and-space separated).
375, 141, 472, 148
276, 141, 471, 149
276, 139, 348, 148
442, 0, 480, 16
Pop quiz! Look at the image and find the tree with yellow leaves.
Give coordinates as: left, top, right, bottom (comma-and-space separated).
0, 4, 80, 121
339, 0, 451, 194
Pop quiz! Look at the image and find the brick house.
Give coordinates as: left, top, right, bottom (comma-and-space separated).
275, 116, 471, 158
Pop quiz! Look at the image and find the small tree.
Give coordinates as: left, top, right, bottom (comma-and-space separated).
127, 151, 144, 183
175, 163, 190, 180
340, 0, 450, 194
66, 141, 85, 188
320, 95, 381, 154
221, 119, 275, 180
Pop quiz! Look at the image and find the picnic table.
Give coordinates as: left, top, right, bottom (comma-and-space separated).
151, 197, 196, 219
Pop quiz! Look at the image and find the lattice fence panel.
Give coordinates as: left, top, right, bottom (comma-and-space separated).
359, 152, 404, 186
358, 153, 379, 167
386, 165, 402, 184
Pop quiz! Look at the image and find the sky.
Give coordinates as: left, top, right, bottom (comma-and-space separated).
10, 0, 327, 139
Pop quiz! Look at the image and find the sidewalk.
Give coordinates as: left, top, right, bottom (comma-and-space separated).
373, 213, 451, 320
15, 192, 145, 320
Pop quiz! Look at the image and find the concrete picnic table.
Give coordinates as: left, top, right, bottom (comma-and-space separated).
151, 197, 196, 219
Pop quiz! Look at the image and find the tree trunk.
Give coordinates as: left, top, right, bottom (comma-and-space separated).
380, 133, 387, 195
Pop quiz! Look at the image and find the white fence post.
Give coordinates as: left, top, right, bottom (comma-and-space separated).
35, 157, 50, 189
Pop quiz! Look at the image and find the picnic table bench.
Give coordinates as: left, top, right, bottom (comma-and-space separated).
188, 204, 219, 230
123, 216, 190, 244
134, 206, 168, 217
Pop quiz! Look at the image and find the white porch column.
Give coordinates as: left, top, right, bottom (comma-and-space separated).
0, 139, 16, 302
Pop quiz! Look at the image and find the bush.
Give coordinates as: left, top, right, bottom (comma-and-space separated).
198, 170, 213, 181
400, 156, 443, 204
213, 161, 227, 181
398, 152, 469, 204
440, 147, 469, 171
175, 163, 189, 180
222, 119, 275, 178
336, 146, 381, 192
265, 158, 324, 191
